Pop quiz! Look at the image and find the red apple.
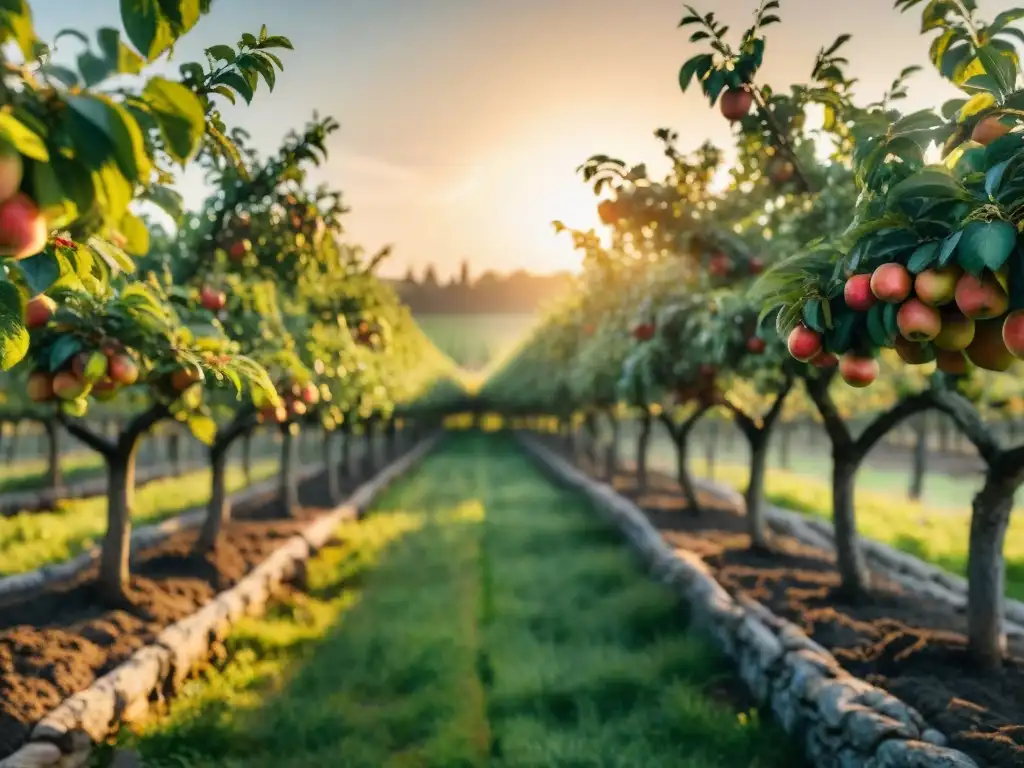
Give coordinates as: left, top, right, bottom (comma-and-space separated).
894, 335, 935, 365
633, 322, 655, 341
708, 252, 733, 277
1002, 310, 1024, 360
897, 298, 942, 342
839, 354, 879, 387
26, 371, 54, 402
972, 115, 1010, 146
228, 239, 251, 262
0, 193, 47, 259
955, 272, 1008, 320
301, 382, 320, 405
25, 295, 55, 329
746, 337, 766, 354
767, 157, 794, 185
787, 324, 822, 362
91, 378, 119, 401
810, 351, 839, 368
748, 257, 765, 275
933, 310, 975, 351
914, 266, 960, 307
870, 263, 912, 303
200, 286, 226, 312
107, 353, 139, 386
965, 318, 1015, 371
935, 348, 968, 375
844, 274, 876, 311
170, 364, 203, 391
720, 88, 753, 121
52, 370, 86, 401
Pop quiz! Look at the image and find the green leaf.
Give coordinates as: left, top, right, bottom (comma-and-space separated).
205, 44, 235, 64
119, 211, 150, 255
866, 304, 889, 347
802, 299, 824, 332
977, 45, 1017, 96
829, 310, 859, 354
29, 161, 76, 229
958, 91, 996, 121
0, 113, 47, 161
187, 413, 217, 445
882, 302, 899, 343
887, 167, 972, 204
213, 70, 254, 104
985, 159, 1011, 197
140, 184, 183, 222
88, 235, 135, 274
66, 94, 151, 182
937, 229, 963, 266
958, 219, 1017, 272
97, 27, 145, 75
907, 241, 939, 273
0, 280, 27, 370
141, 76, 206, 164
119, 0, 174, 61
258, 35, 293, 50
1007, 242, 1024, 310
17, 252, 62, 295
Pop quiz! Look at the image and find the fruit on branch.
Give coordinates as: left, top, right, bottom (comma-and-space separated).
933, 310, 975, 351
971, 115, 1010, 146
632, 321, 655, 341
935, 348, 968, 375
954, 272, 1008, 320
91, 378, 118, 401
748, 257, 765, 275
870, 263, 912, 303
965, 318, 1014, 371
897, 299, 941, 342
839, 354, 879, 387
708, 252, 733, 277
0, 145, 24, 204
52, 370, 86, 401
597, 200, 618, 225
843, 274, 876, 311
787, 324, 822, 362
228, 239, 252, 262
288, 398, 307, 417
914, 266, 960, 307
810, 351, 838, 368
170, 364, 204, 391
71, 351, 109, 381
25, 295, 56, 329
766, 157, 794, 185
300, 382, 320, 405
200, 286, 227, 312
107, 353, 139, 386
720, 88, 753, 121
894, 335, 935, 364
1002, 310, 1024, 360
0, 193, 47, 259
26, 371, 54, 402
258, 404, 287, 424
745, 337, 766, 354
699, 364, 717, 378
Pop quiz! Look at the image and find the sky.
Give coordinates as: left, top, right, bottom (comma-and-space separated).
30, 0, 1024, 280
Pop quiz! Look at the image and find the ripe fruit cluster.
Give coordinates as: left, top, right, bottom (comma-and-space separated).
28, 346, 140, 404
0, 146, 46, 261
786, 258, 1024, 386
258, 379, 321, 424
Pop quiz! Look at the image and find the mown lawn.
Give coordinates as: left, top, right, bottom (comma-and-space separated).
111, 434, 799, 768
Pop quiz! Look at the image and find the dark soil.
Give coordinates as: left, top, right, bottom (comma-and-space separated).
549, 440, 1024, 768
0, 465, 359, 759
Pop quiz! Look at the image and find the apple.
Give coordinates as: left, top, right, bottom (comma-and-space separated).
843, 274, 876, 311
965, 318, 1015, 371
748, 257, 765, 274
870, 263, 912, 303
810, 351, 839, 368
0, 145, 24, 204
26, 371, 54, 402
0, 193, 47, 259
1002, 310, 1024, 360
699, 364, 717, 378
935, 348, 968, 375
633, 322, 655, 341
71, 350, 108, 381
897, 298, 942, 341
52, 370, 86, 401
839, 354, 879, 387
301, 382, 320, 405
200, 286, 226, 312
914, 266, 960, 307
954, 272, 1008, 320
787, 324, 822, 362
107, 353, 139, 386
91, 378, 119, 401
597, 200, 617, 225
170, 364, 204, 391
25, 295, 55, 329
289, 399, 307, 417
746, 337, 766, 354
228, 239, 251, 262
933, 310, 975, 351
894, 335, 935, 364
971, 115, 1010, 146
767, 157, 794, 185
720, 88, 753, 121
708, 252, 733, 277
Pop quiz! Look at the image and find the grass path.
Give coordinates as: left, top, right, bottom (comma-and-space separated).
112, 434, 799, 768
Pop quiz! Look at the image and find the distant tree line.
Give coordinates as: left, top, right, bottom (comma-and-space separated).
388, 260, 574, 314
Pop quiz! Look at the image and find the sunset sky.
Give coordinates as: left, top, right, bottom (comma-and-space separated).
32, 0, 1023, 279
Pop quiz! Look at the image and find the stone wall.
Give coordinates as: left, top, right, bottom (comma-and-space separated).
0, 435, 439, 768
517, 434, 979, 768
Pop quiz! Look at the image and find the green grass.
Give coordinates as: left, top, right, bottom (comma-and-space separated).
0, 451, 106, 494
0, 458, 279, 576
112, 434, 799, 768
415, 312, 537, 371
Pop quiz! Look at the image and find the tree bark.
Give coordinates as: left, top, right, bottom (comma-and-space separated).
197, 446, 230, 553
832, 453, 869, 599
324, 428, 341, 505
604, 411, 619, 482
280, 425, 299, 517
44, 418, 62, 492
909, 413, 928, 501
99, 445, 137, 604
385, 420, 397, 461
705, 419, 718, 480
636, 411, 651, 495
583, 411, 599, 472
241, 428, 253, 486
674, 438, 700, 512
745, 432, 770, 550
363, 421, 376, 476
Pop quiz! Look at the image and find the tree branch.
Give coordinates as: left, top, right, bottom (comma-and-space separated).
213, 407, 258, 456
59, 414, 117, 458
931, 388, 1002, 465
120, 403, 170, 451
851, 390, 938, 462
764, 376, 795, 429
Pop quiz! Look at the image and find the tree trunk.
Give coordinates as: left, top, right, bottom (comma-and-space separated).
966, 470, 1016, 670
324, 429, 341, 505
98, 445, 138, 604
909, 413, 928, 501
636, 413, 651, 495
746, 431, 770, 550
675, 438, 700, 512
604, 414, 620, 482
583, 412, 599, 472
241, 429, 253, 486
832, 454, 869, 599
44, 419, 62, 491
197, 446, 229, 553
385, 420, 397, 461
363, 422, 376, 476
280, 426, 298, 517
705, 419, 718, 480
167, 432, 181, 477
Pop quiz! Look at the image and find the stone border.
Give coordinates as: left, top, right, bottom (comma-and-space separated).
0, 434, 440, 768
692, 478, 1024, 638
0, 463, 327, 609
516, 434, 979, 768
